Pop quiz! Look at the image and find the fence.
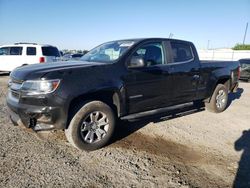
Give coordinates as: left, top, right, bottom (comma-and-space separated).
197, 49, 250, 61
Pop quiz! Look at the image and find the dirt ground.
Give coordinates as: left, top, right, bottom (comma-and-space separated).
0, 74, 250, 188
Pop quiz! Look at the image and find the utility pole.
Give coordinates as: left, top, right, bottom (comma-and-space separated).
243, 22, 248, 45
207, 40, 210, 50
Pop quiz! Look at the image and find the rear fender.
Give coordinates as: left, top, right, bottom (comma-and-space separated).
205, 70, 231, 102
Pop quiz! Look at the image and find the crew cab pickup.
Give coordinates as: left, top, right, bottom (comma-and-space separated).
7, 38, 240, 151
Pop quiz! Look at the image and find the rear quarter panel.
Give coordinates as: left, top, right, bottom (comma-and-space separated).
199, 60, 239, 99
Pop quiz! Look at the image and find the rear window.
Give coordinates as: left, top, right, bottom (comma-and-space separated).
42, 46, 60, 57
27, 47, 36, 55
240, 60, 250, 69
170, 42, 193, 63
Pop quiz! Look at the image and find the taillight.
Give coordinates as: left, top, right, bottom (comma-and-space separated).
39, 57, 45, 63
237, 66, 241, 79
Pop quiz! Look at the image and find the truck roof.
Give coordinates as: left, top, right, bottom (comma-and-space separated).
109, 38, 192, 44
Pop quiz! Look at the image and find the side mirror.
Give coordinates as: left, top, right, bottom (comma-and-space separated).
127, 56, 145, 68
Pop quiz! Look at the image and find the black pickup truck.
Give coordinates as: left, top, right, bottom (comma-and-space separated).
7, 38, 240, 150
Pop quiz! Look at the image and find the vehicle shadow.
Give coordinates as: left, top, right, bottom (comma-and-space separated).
111, 88, 244, 146
112, 102, 205, 144
227, 88, 244, 109
233, 130, 250, 188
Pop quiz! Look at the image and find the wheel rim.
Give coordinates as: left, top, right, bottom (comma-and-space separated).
216, 89, 227, 109
80, 111, 109, 144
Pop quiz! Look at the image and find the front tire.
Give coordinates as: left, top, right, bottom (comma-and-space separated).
65, 101, 115, 151
205, 84, 228, 113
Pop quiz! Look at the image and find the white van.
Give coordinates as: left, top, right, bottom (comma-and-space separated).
0, 43, 61, 72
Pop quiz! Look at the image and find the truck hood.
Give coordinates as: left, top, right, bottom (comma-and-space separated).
10, 61, 104, 81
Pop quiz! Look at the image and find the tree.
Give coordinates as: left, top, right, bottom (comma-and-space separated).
82, 50, 89, 55
233, 44, 250, 50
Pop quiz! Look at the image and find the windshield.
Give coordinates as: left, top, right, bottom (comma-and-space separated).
81, 40, 136, 63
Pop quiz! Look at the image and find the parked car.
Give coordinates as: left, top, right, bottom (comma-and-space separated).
7, 38, 240, 151
62, 53, 84, 61
61, 53, 72, 61
0, 43, 61, 72
239, 58, 250, 81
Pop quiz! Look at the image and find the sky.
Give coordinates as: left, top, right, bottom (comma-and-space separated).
0, 0, 249, 50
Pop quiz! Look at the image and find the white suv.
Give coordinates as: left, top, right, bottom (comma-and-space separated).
0, 43, 61, 72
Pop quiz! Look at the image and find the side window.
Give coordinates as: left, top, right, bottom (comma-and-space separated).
27, 47, 36, 55
241, 61, 250, 68
132, 42, 165, 66
10, 47, 23, 55
0, 47, 9, 55
171, 42, 193, 63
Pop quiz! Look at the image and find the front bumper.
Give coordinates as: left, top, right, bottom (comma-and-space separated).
7, 91, 67, 131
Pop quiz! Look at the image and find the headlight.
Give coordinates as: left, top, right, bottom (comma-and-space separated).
21, 79, 60, 95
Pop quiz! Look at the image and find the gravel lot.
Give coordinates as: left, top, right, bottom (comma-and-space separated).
0, 74, 250, 188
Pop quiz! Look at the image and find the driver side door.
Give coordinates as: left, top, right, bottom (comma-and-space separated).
124, 41, 173, 114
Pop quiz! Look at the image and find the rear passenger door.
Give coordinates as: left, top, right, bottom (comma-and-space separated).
168, 41, 200, 104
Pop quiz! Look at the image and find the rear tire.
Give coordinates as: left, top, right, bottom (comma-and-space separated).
65, 101, 115, 151
205, 84, 228, 113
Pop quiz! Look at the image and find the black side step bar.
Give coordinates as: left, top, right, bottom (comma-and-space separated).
121, 102, 194, 120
